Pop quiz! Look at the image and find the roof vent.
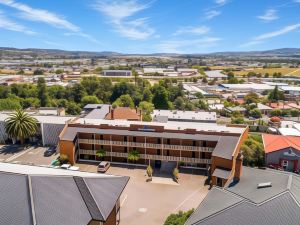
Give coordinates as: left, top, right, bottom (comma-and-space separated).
257, 182, 272, 189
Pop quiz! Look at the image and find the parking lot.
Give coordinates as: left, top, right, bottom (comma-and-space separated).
77, 162, 209, 225
0, 145, 58, 166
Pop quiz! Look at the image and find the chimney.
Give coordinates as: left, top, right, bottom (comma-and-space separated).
234, 152, 243, 181
111, 109, 114, 120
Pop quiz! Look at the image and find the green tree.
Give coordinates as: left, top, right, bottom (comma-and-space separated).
249, 108, 262, 118
268, 86, 284, 102
66, 102, 81, 115
5, 110, 38, 144
113, 94, 134, 108
142, 88, 153, 102
70, 83, 87, 103
244, 92, 259, 104
37, 77, 49, 107
81, 76, 99, 95
0, 98, 21, 111
164, 209, 194, 225
270, 109, 282, 117
21, 97, 40, 108
81, 95, 101, 107
241, 134, 264, 167
174, 96, 185, 110
152, 85, 170, 109
55, 69, 64, 74
139, 101, 154, 114
33, 69, 44, 75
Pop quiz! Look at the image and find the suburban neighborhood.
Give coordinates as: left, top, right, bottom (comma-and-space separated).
1, 0, 300, 225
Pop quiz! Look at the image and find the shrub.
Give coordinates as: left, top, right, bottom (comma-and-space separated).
164, 209, 194, 225
146, 165, 153, 177
173, 168, 179, 180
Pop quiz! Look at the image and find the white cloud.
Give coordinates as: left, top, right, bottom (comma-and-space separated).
254, 23, 300, 41
173, 25, 210, 36
0, 11, 35, 35
0, 0, 80, 31
241, 22, 300, 47
215, 0, 227, 6
205, 10, 221, 20
156, 37, 221, 53
257, 9, 278, 22
93, 0, 156, 40
0, 0, 100, 43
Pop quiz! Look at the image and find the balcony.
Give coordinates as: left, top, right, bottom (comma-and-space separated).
78, 149, 212, 164
78, 139, 214, 152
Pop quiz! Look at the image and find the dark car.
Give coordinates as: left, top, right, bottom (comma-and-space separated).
44, 147, 56, 157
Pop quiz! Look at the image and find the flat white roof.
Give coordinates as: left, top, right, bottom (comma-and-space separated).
0, 162, 115, 177
151, 110, 216, 121
0, 113, 75, 124
221, 83, 274, 90
74, 118, 245, 134
205, 70, 227, 78
278, 128, 300, 136
280, 86, 300, 91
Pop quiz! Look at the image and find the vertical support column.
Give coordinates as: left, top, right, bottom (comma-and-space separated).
94, 133, 96, 160
110, 135, 112, 162
144, 137, 147, 164
161, 137, 164, 161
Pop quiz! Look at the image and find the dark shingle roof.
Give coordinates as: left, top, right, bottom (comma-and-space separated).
0, 169, 129, 225
31, 176, 92, 225
0, 173, 33, 225
186, 167, 300, 225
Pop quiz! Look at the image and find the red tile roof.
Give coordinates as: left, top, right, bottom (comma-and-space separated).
268, 102, 292, 109
262, 134, 300, 153
105, 107, 141, 121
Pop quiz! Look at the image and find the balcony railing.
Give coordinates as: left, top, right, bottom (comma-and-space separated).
78, 149, 211, 164
78, 139, 214, 152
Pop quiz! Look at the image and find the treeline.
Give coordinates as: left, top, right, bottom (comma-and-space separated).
0, 77, 206, 118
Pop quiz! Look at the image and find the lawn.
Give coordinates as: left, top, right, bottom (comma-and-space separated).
234, 67, 300, 76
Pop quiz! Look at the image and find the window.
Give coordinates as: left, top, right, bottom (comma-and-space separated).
100, 135, 103, 140
167, 150, 170, 156
124, 136, 127, 142
203, 141, 207, 147
282, 160, 288, 170
192, 151, 195, 158
201, 152, 206, 159
217, 177, 223, 187
124, 147, 128, 153
167, 139, 170, 145
157, 149, 161, 155
157, 138, 161, 144
133, 137, 136, 142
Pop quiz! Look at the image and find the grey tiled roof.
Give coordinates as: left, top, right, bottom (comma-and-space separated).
212, 136, 240, 160
0, 170, 129, 225
186, 167, 300, 225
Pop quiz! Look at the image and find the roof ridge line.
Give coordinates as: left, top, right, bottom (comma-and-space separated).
27, 175, 37, 225
81, 177, 105, 219
73, 176, 104, 221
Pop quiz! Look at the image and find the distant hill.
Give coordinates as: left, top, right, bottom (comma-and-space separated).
1, 47, 300, 58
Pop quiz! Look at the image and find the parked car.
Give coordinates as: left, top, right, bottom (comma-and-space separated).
44, 147, 56, 157
97, 161, 110, 173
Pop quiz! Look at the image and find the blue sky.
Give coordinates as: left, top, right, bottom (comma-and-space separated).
0, 0, 300, 53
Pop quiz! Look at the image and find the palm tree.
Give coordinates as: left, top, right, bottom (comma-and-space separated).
5, 110, 38, 145
96, 149, 106, 160
128, 150, 140, 162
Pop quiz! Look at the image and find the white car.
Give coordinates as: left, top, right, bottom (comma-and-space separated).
97, 161, 110, 173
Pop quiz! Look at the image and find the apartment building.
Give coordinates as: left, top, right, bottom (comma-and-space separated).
59, 118, 248, 187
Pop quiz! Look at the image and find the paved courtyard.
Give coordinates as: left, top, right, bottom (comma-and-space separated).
0, 145, 58, 166
77, 163, 209, 225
